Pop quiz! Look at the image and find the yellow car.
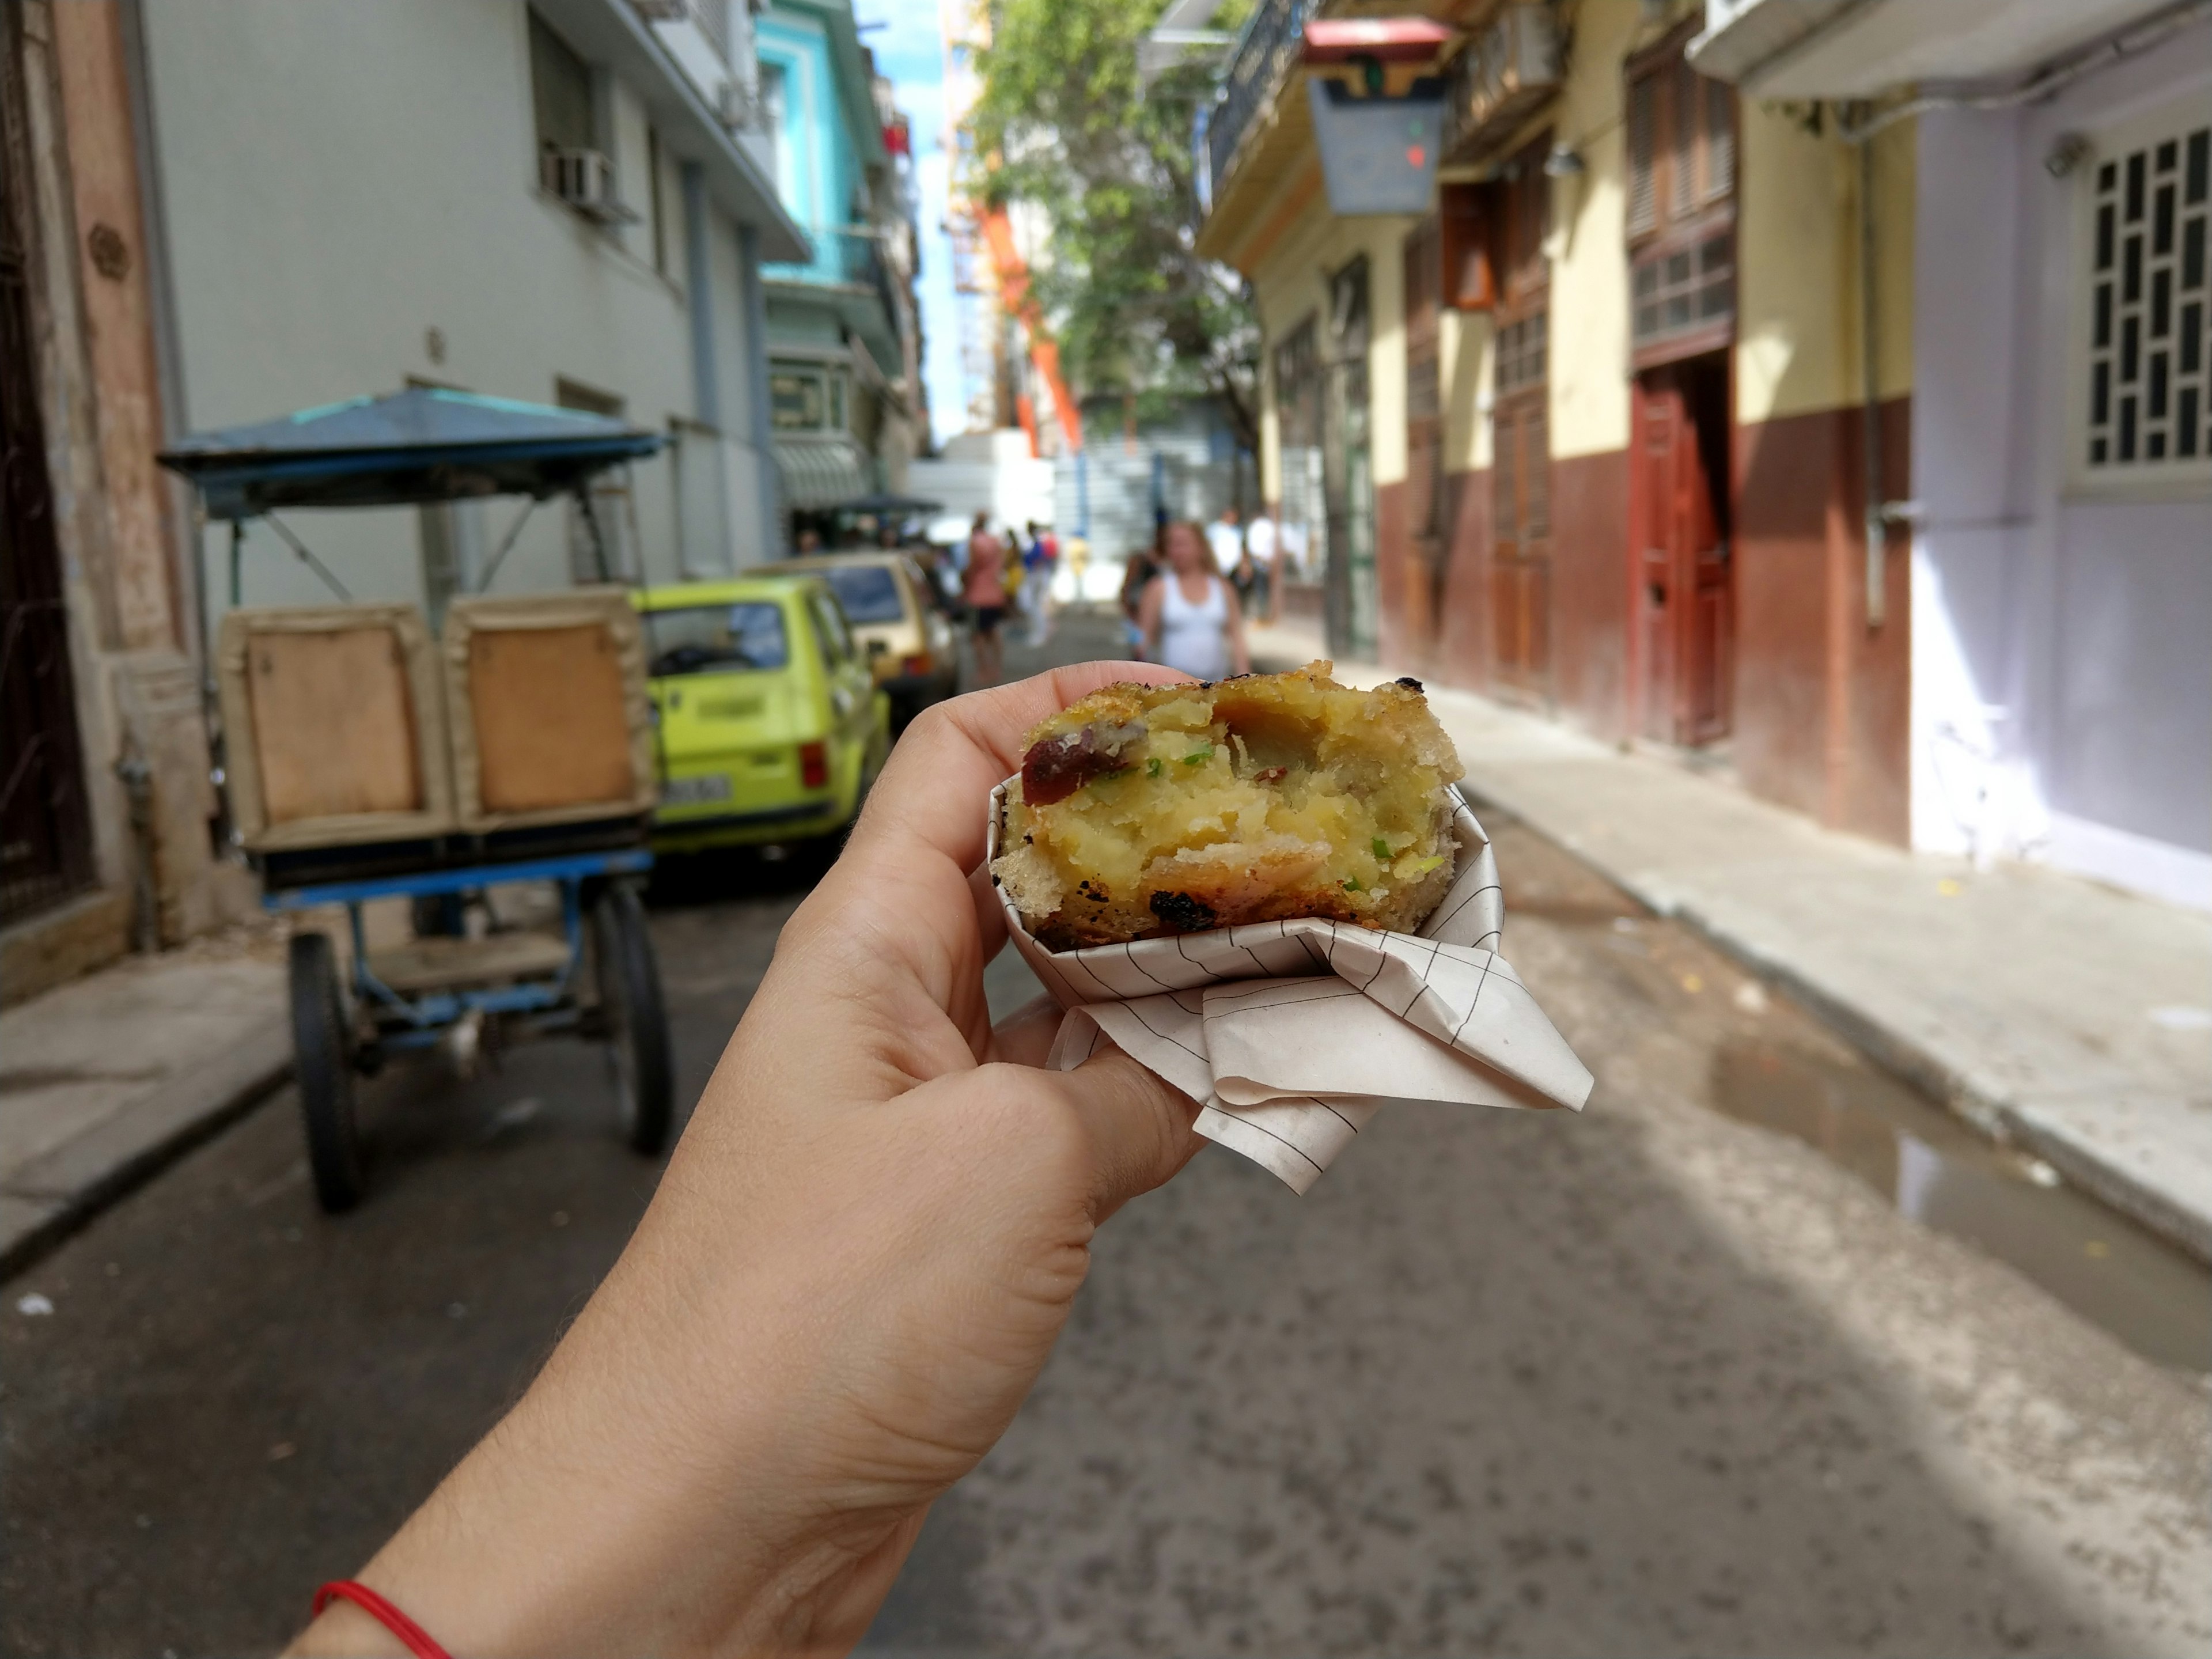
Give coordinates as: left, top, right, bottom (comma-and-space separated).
634, 575, 891, 853
779, 551, 959, 729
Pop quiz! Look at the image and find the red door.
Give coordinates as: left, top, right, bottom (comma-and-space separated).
1633, 358, 1730, 744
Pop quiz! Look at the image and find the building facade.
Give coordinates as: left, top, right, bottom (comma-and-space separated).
0, 0, 805, 1001
1196, 0, 2208, 908
755, 0, 925, 527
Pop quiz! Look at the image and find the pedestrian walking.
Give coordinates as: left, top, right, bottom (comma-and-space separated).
1205, 506, 1244, 577
963, 512, 1007, 687
1021, 519, 1054, 647
1119, 537, 1160, 658
1141, 519, 1250, 680
1245, 506, 1279, 622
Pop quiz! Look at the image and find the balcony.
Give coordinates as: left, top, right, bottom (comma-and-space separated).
763, 225, 903, 376
1194, 0, 1463, 264
1203, 0, 1317, 211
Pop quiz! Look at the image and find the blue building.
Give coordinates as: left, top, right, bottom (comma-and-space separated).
753, 0, 922, 528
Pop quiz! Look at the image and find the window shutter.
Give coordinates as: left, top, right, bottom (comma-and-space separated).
1627, 75, 1658, 237
1493, 408, 1520, 544
1524, 404, 1550, 541
1670, 59, 1698, 215
1704, 77, 1734, 202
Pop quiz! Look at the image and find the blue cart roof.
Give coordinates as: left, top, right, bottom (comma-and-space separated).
159, 386, 664, 519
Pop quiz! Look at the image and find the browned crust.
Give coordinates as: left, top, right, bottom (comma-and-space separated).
995, 663, 1463, 952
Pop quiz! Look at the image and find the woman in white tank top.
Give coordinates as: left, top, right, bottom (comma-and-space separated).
1139, 520, 1250, 680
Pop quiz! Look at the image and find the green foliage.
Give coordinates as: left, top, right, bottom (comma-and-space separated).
968, 0, 1258, 444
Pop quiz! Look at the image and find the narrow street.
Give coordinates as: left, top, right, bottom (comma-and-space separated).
4, 612, 2206, 1657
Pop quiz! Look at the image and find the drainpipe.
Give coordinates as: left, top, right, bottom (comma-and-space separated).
1858, 128, 1885, 630
116, 752, 159, 953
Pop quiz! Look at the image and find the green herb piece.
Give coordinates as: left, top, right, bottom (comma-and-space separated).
1147, 757, 1163, 778
1342, 876, 1363, 893
1411, 854, 1447, 874
1180, 742, 1214, 766
1372, 836, 1391, 860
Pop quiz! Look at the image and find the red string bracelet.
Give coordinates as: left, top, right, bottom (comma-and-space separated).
310, 1581, 452, 1659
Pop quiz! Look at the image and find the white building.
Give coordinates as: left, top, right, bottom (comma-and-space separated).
139, 0, 807, 622
0, 0, 805, 1000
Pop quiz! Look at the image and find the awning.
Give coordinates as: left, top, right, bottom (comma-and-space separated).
1686, 0, 2156, 97
774, 435, 874, 511
158, 387, 663, 519
824, 491, 943, 518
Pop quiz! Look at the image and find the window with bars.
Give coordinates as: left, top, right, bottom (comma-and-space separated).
2084, 111, 2211, 475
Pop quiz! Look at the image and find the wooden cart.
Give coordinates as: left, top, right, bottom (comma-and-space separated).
161, 389, 676, 1210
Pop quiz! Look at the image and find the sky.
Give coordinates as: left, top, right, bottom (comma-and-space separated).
857, 5, 969, 448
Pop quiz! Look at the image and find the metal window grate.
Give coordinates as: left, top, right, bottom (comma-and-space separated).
2088, 121, 2211, 468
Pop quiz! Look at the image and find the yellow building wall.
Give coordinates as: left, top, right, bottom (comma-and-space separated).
1249, 188, 1422, 494
1737, 106, 1916, 422
1544, 0, 1638, 460
1441, 306, 1492, 472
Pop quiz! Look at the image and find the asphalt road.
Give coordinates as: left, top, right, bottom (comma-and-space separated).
4, 610, 2207, 1657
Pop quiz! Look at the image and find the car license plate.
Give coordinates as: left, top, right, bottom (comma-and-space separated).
661, 773, 732, 807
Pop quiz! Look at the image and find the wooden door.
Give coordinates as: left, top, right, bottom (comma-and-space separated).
1403, 217, 1444, 655
1491, 389, 1551, 693
1633, 359, 1730, 744
0, 54, 93, 922
1488, 134, 1552, 699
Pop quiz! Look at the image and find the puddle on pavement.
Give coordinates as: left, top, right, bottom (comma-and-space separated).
1712, 1039, 2211, 1374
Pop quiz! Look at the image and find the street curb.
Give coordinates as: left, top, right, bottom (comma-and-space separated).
1459, 782, 2212, 1269
0, 1019, 291, 1282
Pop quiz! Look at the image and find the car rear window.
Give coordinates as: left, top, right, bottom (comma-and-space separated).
822, 565, 906, 624
644, 603, 789, 676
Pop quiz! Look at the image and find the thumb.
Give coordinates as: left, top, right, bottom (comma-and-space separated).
1044, 1043, 1206, 1221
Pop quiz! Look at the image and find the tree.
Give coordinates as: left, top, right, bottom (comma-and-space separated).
967, 0, 1257, 450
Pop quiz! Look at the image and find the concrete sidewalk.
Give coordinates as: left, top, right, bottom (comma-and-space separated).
0, 925, 290, 1277
1251, 620, 2212, 1263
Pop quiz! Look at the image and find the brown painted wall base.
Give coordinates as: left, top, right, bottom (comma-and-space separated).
1734, 397, 1911, 843
1437, 469, 1491, 690
1363, 404, 1910, 847
1551, 449, 1631, 739
1374, 479, 1413, 670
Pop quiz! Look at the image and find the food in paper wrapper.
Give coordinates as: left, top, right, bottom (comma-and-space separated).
991, 662, 1464, 950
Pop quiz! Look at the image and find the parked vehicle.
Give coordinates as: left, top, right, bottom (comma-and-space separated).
635, 576, 891, 854
781, 551, 960, 730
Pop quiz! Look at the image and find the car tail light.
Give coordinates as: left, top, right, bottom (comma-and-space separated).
800, 741, 829, 789
900, 652, 931, 677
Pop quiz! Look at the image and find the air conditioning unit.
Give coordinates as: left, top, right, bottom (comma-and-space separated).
717, 77, 760, 130
1442, 4, 1562, 167
540, 149, 639, 225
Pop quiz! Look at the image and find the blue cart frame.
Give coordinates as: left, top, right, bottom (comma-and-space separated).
263, 847, 652, 1051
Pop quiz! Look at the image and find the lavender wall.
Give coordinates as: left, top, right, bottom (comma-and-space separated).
1910, 28, 2212, 910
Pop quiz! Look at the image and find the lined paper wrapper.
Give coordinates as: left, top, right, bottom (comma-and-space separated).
988, 783, 1594, 1194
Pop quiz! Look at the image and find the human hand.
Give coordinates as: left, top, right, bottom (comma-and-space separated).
290, 663, 1203, 1659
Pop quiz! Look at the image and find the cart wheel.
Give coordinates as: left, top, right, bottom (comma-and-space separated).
592, 885, 674, 1155
289, 931, 363, 1213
